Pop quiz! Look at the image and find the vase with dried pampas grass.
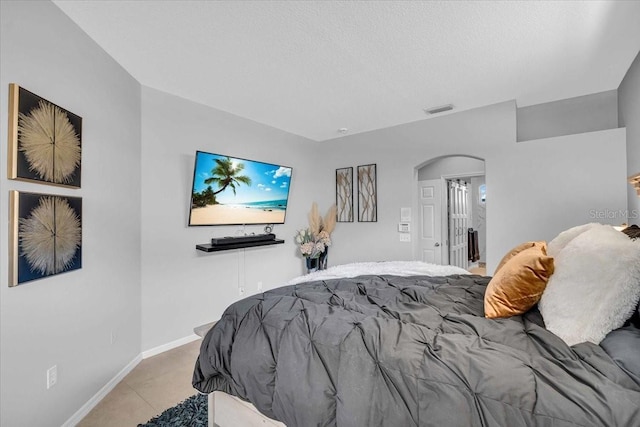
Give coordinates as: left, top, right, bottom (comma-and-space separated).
295, 202, 337, 272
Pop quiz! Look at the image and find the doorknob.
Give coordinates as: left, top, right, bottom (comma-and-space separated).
434, 242, 440, 247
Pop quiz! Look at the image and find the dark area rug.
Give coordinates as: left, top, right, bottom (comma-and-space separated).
138, 394, 207, 427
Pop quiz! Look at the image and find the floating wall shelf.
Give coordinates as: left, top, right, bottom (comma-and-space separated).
196, 239, 284, 252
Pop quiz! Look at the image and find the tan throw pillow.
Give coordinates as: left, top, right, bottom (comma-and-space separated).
485, 246, 555, 319
494, 241, 547, 275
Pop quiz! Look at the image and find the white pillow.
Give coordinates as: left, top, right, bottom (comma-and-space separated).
547, 223, 600, 258
539, 224, 640, 346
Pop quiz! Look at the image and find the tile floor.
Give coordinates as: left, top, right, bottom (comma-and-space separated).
78, 339, 202, 427
468, 262, 487, 276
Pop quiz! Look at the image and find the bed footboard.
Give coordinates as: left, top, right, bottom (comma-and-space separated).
208, 393, 215, 427
211, 391, 286, 427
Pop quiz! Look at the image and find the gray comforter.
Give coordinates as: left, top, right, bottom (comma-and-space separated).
192, 274, 640, 426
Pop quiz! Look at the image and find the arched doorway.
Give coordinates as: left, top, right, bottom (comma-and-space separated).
415, 155, 486, 273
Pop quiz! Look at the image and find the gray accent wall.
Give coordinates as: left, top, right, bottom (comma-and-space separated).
618, 51, 640, 222
0, 1, 141, 426
517, 90, 618, 142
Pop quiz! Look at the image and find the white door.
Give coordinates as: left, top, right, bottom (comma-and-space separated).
418, 179, 443, 264
448, 180, 469, 269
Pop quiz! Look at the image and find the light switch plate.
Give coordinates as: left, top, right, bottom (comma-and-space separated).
400, 207, 412, 222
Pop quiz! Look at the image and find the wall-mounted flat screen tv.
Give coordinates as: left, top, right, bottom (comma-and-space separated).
188, 151, 293, 226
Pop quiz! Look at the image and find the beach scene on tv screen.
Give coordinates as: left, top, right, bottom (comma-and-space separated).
190, 152, 292, 225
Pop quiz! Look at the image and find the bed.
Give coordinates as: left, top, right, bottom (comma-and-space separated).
193, 225, 640, 426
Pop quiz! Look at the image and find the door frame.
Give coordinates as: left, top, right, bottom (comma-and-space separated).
441, 173, 483, 266
411, 155, 486, 264
414, 171, 483, 265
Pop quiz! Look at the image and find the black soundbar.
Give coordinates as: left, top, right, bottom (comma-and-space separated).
211, 233, 276, 246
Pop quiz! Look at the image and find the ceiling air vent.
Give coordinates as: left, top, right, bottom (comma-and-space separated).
424, 104, 454, 115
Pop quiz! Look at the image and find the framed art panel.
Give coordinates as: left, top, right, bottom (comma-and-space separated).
336, 167, 353, 222
357, 164, 377, 222
9, 191, 82, 287
8, 84, 82, 188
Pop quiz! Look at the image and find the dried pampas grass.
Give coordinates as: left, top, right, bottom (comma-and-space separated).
323, 204, 337, 234
308, 202, 337, 235
308, 202, 321, 235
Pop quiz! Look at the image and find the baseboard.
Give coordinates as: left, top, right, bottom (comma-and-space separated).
141, 333, 201, 359
62, 334, 201, 426
62, 353, 142, 427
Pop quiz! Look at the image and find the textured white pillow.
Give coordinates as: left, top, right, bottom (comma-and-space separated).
539, 224, 640, 346
547, 223, 600, 258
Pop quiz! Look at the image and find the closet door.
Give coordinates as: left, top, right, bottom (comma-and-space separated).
448, 180, 469, 269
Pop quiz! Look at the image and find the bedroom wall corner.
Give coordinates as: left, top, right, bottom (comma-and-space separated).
0, 2, 142, 426
618, 50, 640, 221
140, 87, 321, 352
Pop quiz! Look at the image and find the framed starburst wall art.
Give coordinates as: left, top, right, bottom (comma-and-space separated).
9, 191, 82, 287
8, 84, 82, 188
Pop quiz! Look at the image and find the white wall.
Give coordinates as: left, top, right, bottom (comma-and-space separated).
319, 102, 513, 270
140, 87, 321, 351
489, 128, 627, 272
321, 102, 628, 273
0, 2, 142, 426
618, 51, 640, 221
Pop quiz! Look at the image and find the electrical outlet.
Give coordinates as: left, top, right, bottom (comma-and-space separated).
239, 286, 245, 296
47, 365, 57, 389
257, 281, 263, 291
399, 234, 411, 242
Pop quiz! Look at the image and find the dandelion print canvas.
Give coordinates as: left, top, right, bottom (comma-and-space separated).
9, 191, 82, 287
8, 84, 82, 188
336, 167, 353, 222
357, 164, 377, 222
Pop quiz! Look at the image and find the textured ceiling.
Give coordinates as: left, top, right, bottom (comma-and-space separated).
53, 0, 640, 142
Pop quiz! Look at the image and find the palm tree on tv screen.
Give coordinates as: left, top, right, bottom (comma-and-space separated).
204, 157, 252, 197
